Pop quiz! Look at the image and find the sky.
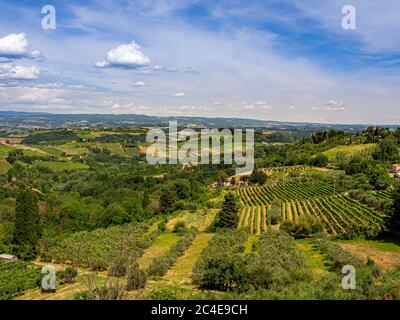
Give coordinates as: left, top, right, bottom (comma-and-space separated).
0, 0, 399, 124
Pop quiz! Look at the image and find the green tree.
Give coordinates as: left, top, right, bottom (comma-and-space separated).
373, 138, 399, 162
312, 154, 329, 167
389, 187, 400, 235
249, 170, 268, 185
368, 165, 392, 190
212, 193, 239, 229
159, 186, 177, 214
14, 188, 42, 259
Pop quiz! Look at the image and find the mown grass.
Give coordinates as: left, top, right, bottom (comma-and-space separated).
0, 159, 11, 174
33, 160, 89, 171
56, 144, 88, 156
163, 232, 214, 284
322, 143, 376, 160
295, 238, 328, 274
138, 232, 180, 270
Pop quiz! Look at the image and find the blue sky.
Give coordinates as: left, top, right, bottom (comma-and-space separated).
0, 0, 399, 124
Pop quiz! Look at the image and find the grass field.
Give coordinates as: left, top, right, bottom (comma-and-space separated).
0, 160, 11, 174
92, 142, 126, 156
323, 143, 376, 160
56, 144, 88, 156
138, 232, 181, 270
33, 160, 89, 171
0, 144, 15, 157
295, 238, 328, 274
163, 232, 213, 284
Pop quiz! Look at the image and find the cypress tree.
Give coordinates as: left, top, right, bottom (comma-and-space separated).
213, 193, 239, 229
14, 187, 41, 259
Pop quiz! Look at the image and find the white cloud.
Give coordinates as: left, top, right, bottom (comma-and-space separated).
0, 33, 42, 60
36, 82, 63, 88
288, 105, 296, 110
326, 99, 345, 111
0, 64, 39, 80
132, 81, 147, 87
243, 101, 273, 110
95, 41, 150, 68
174, 92, 185, 97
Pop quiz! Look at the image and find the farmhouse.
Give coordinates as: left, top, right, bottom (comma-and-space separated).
0, 253, 18, 262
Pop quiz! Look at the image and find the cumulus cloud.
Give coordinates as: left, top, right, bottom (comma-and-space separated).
174, 92, 185, 97
95, 41, 150, 68
0, 33, 43, 60
0, 64, 39, 80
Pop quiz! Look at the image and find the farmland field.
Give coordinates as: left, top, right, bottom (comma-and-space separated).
33, 160, 89, 171
322, 143, 376, 160
237, 181, 386, 235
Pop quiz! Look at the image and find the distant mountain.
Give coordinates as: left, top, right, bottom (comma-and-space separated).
0, 110, 397, 131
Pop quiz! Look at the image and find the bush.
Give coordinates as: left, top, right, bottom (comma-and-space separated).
194, 230, 311, 292
158, 220, 166, 233
172, 221, 186, 234
58, 266, 78, 284
280, 216, 323, 238
108, 257, 127, 277
126, 267, 147, 291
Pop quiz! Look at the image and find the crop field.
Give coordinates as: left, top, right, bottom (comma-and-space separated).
0, 159, 11, 174
92, 142, 126, 156
322, 143, 376, 160
33, 160, 89, 171
237, 182, 344, 206
55, 143, 89, 156
39, 222, 154, 270
237, 182, 386, 235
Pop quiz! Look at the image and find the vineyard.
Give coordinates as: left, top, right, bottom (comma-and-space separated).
237, 183, 386, 235
237, 182, 344, 206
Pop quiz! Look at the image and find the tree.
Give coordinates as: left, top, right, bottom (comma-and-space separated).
373, 138, 399, 162
368, 165, 392, 190
212, 193, 239, 229
312, 154, 329, 167
249, 170, 267, 185
159, 186, 177, 214
14, 188, 42, 259
389, 187, 400, 235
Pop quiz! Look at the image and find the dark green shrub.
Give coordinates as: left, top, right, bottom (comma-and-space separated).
58, 266, 78, 284
173, 221, 186, 234
126, 268, 147, 291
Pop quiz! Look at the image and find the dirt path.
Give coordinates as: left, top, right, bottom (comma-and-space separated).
340, 243, 400, 270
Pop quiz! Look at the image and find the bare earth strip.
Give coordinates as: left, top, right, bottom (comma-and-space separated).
263, 206, 268, 232
340, 243, 400, 270
250, 207, 255, 234
244, 207, 251, 228
287, 203, 293, 222
238, 207, 246, 228
257, 207, 261, 235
